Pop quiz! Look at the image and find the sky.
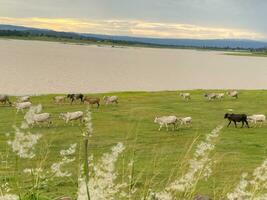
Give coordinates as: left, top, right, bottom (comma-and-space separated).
0, 0, 267, 40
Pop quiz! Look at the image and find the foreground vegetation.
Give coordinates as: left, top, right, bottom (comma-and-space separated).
1, 90, 267, 199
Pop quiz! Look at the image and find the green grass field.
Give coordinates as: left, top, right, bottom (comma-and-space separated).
1, 90, 267, 199
225, 52, 267, 57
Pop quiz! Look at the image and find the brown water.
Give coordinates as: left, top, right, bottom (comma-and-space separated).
1, 39, 267, 95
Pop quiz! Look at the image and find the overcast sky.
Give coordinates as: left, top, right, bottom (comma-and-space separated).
1, 0, 267, 40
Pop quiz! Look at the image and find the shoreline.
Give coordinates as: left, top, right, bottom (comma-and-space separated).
2, 37, 266, 58
0, 37, 250, 54
5, 89, 267, 96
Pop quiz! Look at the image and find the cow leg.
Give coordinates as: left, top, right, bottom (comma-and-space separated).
80, 118, 83, 125
234, 121, 237, 128
245, 120, 249, 128
175, 122, 178, 130
159, 124, 163, 131
227, 120, 232, 127
241, 121, 244, 128
165, 124, 169, 131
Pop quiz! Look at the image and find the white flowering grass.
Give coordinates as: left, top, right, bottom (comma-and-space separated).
0, 194, 19, 200
24, 104, 42, 125
227, 159, 267, 200
77, 142, 126, 200
7, 126, 42, 159
152, 125, 224, 199
83, 109, 93, 137
7, 105, 44, 159
60, 143, 77, 156
23, 167, 43, 175
0, 181, 17, 200
51, 143, 77, 177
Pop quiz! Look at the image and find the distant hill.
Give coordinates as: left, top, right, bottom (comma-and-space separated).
1, 24, 267, 49
0, 24, 86, 39
0, 24, 36, 31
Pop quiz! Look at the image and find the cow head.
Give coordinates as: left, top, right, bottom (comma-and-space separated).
224, 113, 229, 119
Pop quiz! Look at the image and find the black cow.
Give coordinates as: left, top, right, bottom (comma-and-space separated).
67, 94, 84, 104
224, 113, 249, 128
0, 95, 12, 106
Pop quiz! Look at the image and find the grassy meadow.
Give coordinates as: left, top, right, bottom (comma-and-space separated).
1, 90, 267, 199
225, 52, 267, 57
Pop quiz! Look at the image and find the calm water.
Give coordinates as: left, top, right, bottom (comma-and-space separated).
1, 39, 267, 95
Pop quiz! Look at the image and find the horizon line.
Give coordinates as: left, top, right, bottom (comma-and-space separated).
1, 23, 267, 43
0, 17, 266, 41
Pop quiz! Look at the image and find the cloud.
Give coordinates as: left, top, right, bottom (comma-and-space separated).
0, 17, 265, 40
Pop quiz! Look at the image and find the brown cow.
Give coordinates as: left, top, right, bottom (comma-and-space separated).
83, 96, 100, 108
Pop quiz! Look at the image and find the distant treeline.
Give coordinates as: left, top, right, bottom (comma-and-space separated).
0, 29, 95, 40
1, 29, 267, 53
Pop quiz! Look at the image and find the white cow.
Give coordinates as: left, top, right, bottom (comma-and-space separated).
53, 96, 66, 103
248, 114, 266, 127
103, 96, 118, 104
204, 93, 217, 101
227, 90, 238, 99
180, 93, 191, 101
215, 93, 225, 99
178, 117, 192, 127
15, 102, 32, 113
60, 111, 84, 124
17, 96, 30, 103
25, 112, 51, 127
154, 116, 178, 131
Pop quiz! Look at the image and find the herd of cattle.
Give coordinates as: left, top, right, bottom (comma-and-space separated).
179, 90, 238, 101
0, 91, 266, 130
155, 90, 265, 131
0, 94, 119, 127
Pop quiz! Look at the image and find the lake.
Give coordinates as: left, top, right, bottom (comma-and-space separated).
1, 39, 267, 95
